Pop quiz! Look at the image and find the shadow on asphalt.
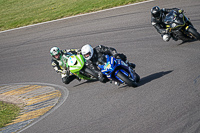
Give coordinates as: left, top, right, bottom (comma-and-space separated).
178, 39, 198, 45
73, 79, 99, 87
138, 70, 173, 86
73, 70, 173, 88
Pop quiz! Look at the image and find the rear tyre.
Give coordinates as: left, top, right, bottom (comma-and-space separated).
188, 27, 200, 40
116, 71, 138, 87
84, 66, 98, 79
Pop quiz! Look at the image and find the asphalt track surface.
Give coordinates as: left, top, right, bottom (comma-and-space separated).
0, 0, 200, 132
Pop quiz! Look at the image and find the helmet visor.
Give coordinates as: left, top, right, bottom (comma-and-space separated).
84, 52, 91, 58
153, 12, 161, 19
53, 53, 60, 60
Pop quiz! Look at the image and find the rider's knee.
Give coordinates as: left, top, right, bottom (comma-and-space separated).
162, 34, 171, 42
62, 77, 70, 84
62, 75, 76, 84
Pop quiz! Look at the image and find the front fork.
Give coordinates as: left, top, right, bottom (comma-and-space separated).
185, 25, 193, 31
184, 25, 197, 39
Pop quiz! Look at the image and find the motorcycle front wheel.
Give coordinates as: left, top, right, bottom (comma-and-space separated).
116, 71, 138, 87
135, 72, 140, 83
188, 27, 200, 40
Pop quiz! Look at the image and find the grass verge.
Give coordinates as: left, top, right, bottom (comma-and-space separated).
0, 0, 146, 31
0, 101, 21, 128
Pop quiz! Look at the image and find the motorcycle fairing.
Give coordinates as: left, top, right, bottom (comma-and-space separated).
98, 55, 136, 83
164, 10, 186, 31
68, 54, 85, 73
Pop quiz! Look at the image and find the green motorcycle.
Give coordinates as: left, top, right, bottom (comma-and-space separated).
67, 53, 98, 80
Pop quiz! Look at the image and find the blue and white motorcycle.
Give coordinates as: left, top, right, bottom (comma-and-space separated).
98, 55, 140, 87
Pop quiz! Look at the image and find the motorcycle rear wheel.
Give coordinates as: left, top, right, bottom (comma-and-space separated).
116, 71, 138, 87
82, 66, 98, 79
188, 27, 200, 40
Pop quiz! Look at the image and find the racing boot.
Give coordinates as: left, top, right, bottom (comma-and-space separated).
76, 77, 81, 82
128, 63, 136, 69
98, 72, 109, 83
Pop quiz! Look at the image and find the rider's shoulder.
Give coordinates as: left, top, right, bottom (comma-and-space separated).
95, 45, 101, 49
62, 49, 70, 53
94, 45, 101, 51
161, 8, 166, 11
96, 45, 107, 48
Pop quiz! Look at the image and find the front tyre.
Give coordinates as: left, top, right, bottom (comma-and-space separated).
135, 72, 140, 83
188, 27, 200, 40
116, 71, 138, 87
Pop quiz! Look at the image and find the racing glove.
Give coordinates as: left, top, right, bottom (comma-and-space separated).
178, 9, 184, 13
98, 72, 109, 83
57, 67, 70, 75
113, 53, 127, 61
57, 69, 67, 74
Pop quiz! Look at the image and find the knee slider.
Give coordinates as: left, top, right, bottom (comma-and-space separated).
163, 34, 171, 42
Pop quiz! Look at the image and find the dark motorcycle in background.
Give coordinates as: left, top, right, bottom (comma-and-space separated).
164, 10, 200, 41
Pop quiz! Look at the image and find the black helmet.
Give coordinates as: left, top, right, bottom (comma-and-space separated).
151, 6, 161, 19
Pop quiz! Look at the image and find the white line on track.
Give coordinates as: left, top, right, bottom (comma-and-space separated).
0, 0, 154, 34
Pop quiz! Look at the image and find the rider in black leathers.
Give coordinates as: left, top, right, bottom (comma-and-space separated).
81, 44, 136, 83
151, 6, 183, 42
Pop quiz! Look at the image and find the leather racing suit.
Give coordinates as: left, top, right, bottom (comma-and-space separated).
51, 49, 80, 84
151, 8, 182, 41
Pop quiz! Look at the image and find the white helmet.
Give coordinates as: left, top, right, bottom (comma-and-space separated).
81, 44, 94, 60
